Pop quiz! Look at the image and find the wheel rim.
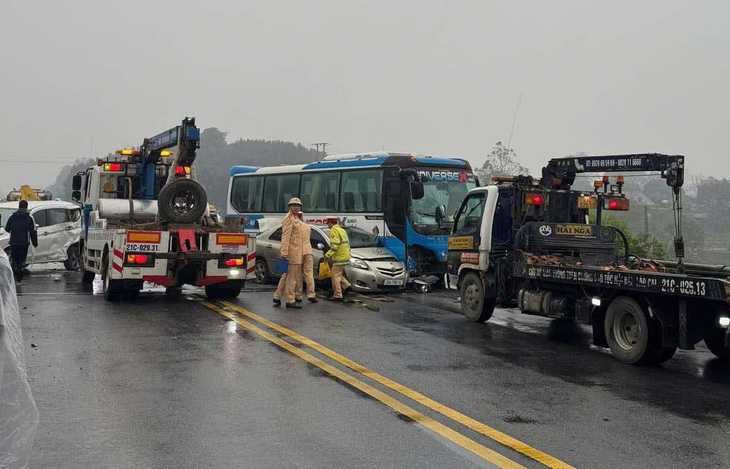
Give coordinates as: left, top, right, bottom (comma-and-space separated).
464, 282, 480, 311
169, 189, 199, 217
69, 250, 80, 269
612, 310, 642, 351
255, 262, 266, 282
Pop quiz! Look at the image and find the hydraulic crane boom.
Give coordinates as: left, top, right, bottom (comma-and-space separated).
540, 153, 687, 271
136, 117, 201, 200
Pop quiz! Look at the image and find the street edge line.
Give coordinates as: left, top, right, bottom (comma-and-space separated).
217, 299, 574, 469
201, 300, 525, 469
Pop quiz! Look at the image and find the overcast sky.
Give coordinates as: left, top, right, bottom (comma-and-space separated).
1, 1, 728, 194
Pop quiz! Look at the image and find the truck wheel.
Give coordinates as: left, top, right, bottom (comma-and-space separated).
158, 179, 208, 224
255, 258, 272, 284
102, 255, 123, 302
605, 297, 656, 364
205, 280, 243, 299
461, 272, 495, 323
64, 245, 81, 271
704, 326, 730, 361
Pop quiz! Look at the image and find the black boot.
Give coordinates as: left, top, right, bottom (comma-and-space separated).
273, 298, 281, 307
308, 297, 318, 303
286, 302, 302, 309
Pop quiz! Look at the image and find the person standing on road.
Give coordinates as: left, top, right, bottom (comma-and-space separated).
298, 212, 318, 303
275, 198, 304, 309
324, 218, 351, 301
4, 200, 38, 283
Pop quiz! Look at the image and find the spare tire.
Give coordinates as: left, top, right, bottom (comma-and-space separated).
158, 179, 208, 224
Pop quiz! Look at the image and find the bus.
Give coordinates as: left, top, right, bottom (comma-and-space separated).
227, 152, 477, 277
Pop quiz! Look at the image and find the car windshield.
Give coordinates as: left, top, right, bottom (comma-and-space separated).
409, 172, 476, 235
321, 226, 380, 248
0, 208, 17, 228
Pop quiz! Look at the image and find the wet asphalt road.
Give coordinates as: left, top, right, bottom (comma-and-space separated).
16, 265, 730, 468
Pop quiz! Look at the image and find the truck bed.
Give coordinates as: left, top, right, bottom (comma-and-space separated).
514, 261, 730, 302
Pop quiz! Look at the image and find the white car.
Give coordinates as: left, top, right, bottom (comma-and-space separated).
0, 201, 82, 270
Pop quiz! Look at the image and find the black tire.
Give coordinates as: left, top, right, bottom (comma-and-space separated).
704, 326, 730, 361
64, 244, 81, 271
80, 248, 96, 283
460, 272, 495, 323
255, 258, 272, 284
102, 255, 123, 302
205, 280, 244, 299
605, 296, 662, 365
157, 179, 208, 224
124, 281, 143, 300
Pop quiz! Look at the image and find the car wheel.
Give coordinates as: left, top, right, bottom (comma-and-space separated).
255, 258, 272, 284
64, 245, 81, 271
460, 272, 495, 323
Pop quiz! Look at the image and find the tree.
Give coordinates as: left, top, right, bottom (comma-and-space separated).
599, 213, 669, 259
476, 142, 529, 183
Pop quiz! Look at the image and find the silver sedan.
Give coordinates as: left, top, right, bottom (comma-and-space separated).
255, 224, 408, 293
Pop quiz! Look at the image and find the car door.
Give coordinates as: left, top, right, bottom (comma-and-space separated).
43, 208, 71, 261
265, 228, 283, 273
310, 229, 329, 278
448, 192, 486, 274
30, 208, 51, 263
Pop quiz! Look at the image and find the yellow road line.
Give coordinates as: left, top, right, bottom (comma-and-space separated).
201, 300, 524, 469
218, 299, 574, 469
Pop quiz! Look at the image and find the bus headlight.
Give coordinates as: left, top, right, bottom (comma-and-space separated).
350, 259, 369, 270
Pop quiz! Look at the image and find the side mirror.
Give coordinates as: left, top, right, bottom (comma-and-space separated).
410, 181, 424, 200
72, 191, 81, 202
72, 174, 83, 191
435, 205, 446, 226
316, 243, 325, 251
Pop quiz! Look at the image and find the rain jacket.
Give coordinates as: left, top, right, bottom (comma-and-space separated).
280, 214, 303, 265
4, 210, 38, 247
325, 225, 350, 265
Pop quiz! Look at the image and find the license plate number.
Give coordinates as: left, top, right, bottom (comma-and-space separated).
384, 279, 403, 286
125, 243, 159, 252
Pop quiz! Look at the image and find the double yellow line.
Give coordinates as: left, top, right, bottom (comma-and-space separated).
201, 299, 574, 469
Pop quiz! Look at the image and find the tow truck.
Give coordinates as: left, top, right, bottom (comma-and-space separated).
6, 186, 53, 202
72, 118, 255, 301
448, 153, 730, 364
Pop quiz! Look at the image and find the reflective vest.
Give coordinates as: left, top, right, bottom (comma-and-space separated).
325, 225, 350, 265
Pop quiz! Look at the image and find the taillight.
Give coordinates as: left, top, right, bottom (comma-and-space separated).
525, 192, 545, 206
103, 163, 124, 172
125, 254, 154, 266
225, 258, 244, 267
604, 197, 630, 211
219, 256, 245, 268
175, 166, 191, 175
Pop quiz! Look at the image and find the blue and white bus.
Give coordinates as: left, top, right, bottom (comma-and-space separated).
227, 152, 477, 277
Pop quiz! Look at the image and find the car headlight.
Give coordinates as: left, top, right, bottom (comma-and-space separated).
350, 259, 369, 270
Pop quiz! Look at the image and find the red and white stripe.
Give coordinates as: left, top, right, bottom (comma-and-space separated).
112, 249, 124, 272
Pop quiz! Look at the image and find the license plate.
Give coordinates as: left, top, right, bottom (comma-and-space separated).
384, 279, 403, 286
125, 243, 159, 252
578, 196, 597, 209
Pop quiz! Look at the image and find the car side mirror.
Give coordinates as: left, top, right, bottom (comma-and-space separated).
72, 190, 81, 202
72, 174, 83, 191
410, 181, 424, 200
316, 243, 325, 251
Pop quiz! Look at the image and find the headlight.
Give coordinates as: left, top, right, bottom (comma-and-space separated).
720, 316, 730, 328
350, 259, 369, 270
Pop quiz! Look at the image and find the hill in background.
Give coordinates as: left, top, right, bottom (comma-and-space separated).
46, 127, 319, 213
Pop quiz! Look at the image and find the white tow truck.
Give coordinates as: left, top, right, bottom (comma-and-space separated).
72, 118, 255, 301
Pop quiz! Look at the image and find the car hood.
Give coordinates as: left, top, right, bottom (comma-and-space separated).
350, 247, 397, 261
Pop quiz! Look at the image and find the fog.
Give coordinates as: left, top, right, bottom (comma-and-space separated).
1, 0, 728, 195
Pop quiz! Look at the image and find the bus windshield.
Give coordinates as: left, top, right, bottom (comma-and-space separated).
409, 172, 476, 235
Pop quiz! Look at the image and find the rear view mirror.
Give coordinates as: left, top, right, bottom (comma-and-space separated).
72, 191, 81, 202
435, 205, 446, 226
72, 174, 83, 191
410, 181, 424, 200
316, 243, 325, 251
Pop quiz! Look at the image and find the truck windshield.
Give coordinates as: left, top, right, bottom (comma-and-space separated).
409, 172, 476, 235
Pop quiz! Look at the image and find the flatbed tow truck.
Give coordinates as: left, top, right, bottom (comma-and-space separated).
72, 118, 255, 301
448, 153, 730, 364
